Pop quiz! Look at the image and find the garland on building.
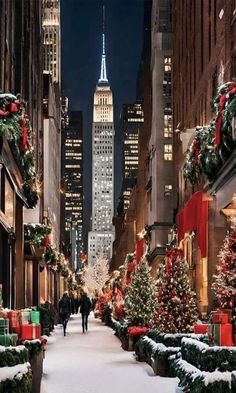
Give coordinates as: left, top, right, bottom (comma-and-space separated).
151, 248, 198, 333
124, 257, 156, 326
0, 93, 38, 207
212, 229, 236, 309
24, 224, 51, 247
183, 82, 236, 185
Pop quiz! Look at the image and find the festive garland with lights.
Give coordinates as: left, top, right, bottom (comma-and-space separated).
184, 82, 236, 185
24, 224, 51, 247
0, 93, 38, 207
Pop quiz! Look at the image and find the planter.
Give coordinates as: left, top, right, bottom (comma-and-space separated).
120, 335, 129, 351
30, 350, 44, 393
135, 348, 147, 362
152, 358, 170, 377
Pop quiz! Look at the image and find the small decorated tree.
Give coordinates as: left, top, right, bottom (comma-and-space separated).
124, 257, 156, 326
83, 253, 110, 295
151, 248, 198, 333
212, 229, 236, 309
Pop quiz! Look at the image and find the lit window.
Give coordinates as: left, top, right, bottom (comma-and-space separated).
164, 144, 173, 160
164, 184, 172, 197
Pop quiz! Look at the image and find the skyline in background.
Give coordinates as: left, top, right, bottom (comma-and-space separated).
61, 0, 144, 236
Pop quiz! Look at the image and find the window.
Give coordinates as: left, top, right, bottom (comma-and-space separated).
164, 144, 173, 160
164, 184, 172, 197
164, 113, 172, 138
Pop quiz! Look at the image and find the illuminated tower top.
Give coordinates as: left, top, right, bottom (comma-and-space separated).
98, 6, 108, 85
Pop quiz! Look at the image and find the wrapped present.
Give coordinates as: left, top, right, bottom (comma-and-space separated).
21, 309, 31, 324
212, 311, 228, 324
193, 324, 210, 334
0, 318, 9, 334
30, 310, 40, 324
7, 311, 20, 333
20, 323, 41, 340
0, 333, 18, 346
211, 323, 233, 346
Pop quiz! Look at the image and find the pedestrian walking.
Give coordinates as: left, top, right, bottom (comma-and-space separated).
59, 291, 71, 336
78, 291, 92, 333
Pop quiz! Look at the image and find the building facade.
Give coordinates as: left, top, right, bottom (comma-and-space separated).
42, 0, 61, 84
121, 102, 144, 210
0, 0, 43, 308
88, 28, 115, 263
61, 110, 83, 269
172, 0, 236, 313
146, 0, 174, 266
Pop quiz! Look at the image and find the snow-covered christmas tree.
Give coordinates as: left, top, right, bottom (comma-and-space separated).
212, 229, 236, 309
83, 253, 110, 295
124, 257, 156, 326
151, 248, 198, 333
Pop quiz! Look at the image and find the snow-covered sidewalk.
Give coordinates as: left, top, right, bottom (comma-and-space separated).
41, 314, 178, 393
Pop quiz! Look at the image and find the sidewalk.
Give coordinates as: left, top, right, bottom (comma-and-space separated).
41, 314, 178, 393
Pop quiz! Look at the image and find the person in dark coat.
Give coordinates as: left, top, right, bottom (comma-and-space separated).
78, 292, 92, 333
59, 292, 71, 336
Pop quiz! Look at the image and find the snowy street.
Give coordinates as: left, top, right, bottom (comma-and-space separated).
41, 314, 179, 393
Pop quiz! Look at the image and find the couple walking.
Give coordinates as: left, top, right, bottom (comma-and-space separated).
59, 291, 92, 335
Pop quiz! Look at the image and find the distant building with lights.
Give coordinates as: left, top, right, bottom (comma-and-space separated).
88, 15, 115, 263
61, 111, 83, 269
121, 102, 144, 210
42, 0, 61, 84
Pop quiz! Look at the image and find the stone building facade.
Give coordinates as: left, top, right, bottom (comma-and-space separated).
173, 0, 236, 313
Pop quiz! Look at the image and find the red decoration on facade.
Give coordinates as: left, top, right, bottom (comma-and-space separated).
177, 191, 208, 257
136, 238, 144, 264
19, 119, 29, 152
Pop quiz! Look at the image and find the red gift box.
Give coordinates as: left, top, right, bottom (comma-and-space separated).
211, 323, 233, 346
212, 312, 228, 324
193, 324, 210, 334
7, 311, 20, 333
20, 324, 41, 340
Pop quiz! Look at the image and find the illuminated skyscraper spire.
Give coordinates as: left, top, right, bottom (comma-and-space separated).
98, 6, 108, 84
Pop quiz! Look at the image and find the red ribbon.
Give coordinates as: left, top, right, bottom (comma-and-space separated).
19, 119, 28, 152
214, 93, 227, 148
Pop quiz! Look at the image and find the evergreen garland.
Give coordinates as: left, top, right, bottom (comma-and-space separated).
184, 81, 236, 185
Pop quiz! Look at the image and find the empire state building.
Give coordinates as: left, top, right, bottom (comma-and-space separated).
88, 15, 114, 263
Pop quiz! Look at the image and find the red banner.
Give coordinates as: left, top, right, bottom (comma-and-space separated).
136, 238, 144, 264
177, 191, 208, 257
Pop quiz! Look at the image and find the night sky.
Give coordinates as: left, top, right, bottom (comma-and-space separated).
61, 0, 144, 235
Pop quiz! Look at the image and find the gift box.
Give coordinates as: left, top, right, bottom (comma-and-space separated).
20, 323, 41, 340
0, 318, 9, 334
30, 310, 40, 324
193, 324, 210, 334
212, 311, 228, 324
0, 333, 18, 346
7, 311, 20, 333
211, 323, 233, 346
21, 310, 31, 324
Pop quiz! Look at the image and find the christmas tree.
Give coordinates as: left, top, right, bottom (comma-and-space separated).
212, 229, 236, 309
124, 257, 157, 326
151, 248, 198, 333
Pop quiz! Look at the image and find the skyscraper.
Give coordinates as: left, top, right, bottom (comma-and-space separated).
121, 102, 144, 210
61, 111, 83, 269
42, 0, 61, 84
88, 9, 114, 263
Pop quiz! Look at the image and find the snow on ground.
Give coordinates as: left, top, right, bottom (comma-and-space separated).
41, 314, 179, 393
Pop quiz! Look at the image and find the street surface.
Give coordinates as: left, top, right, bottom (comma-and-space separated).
41, 314, 179, 393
